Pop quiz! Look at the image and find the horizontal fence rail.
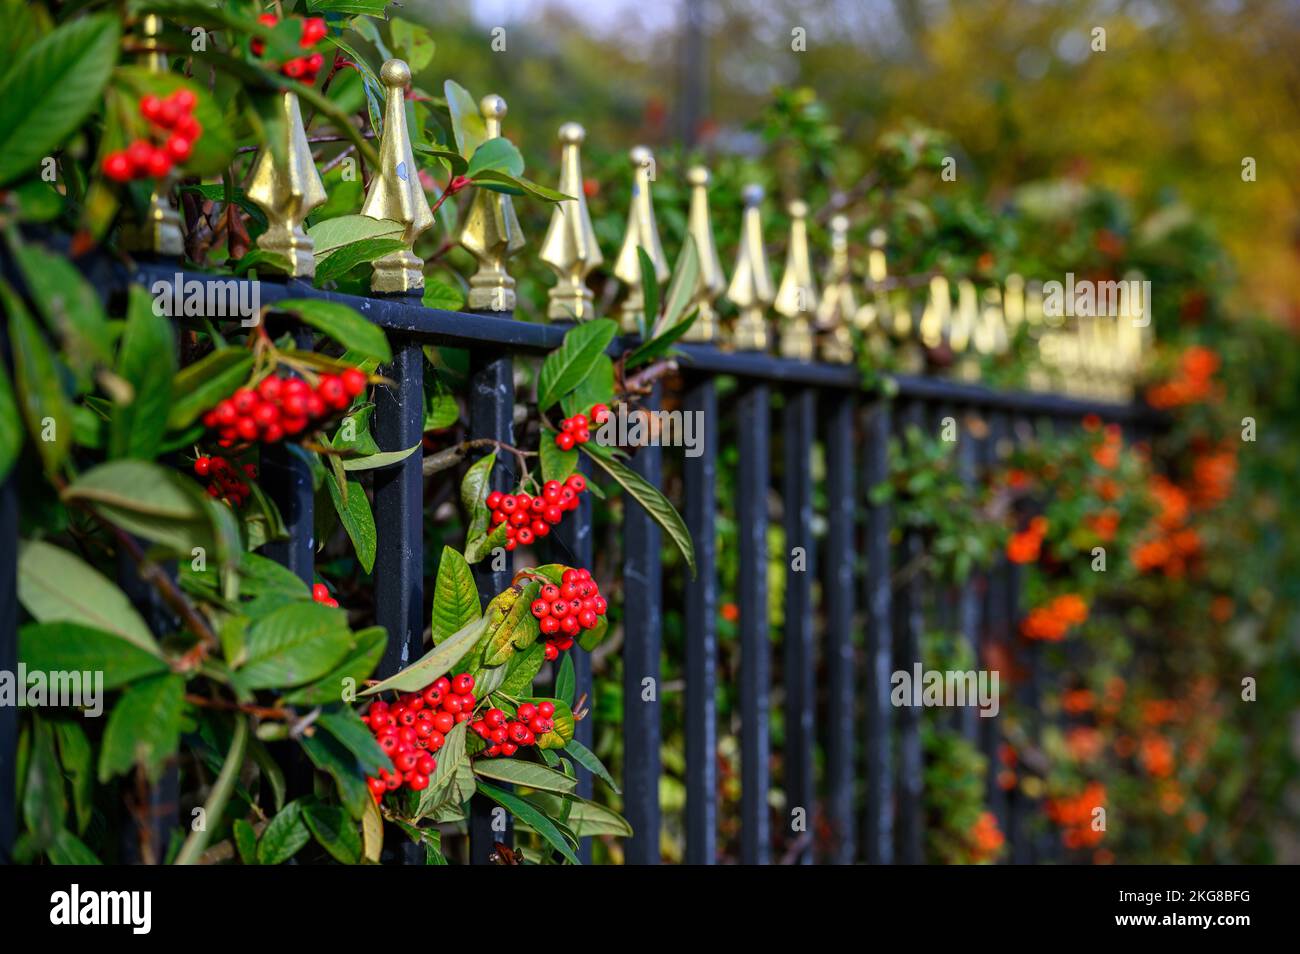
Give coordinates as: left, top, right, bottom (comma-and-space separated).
0, 258, 1161, 867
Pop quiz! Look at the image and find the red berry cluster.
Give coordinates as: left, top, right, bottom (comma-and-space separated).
193, 455, 256, 506
253, 14, 328, 83
201, 369, 367, 448
311, 582, 339, 609
487, 473, 587, 551
471, 701, 555, 757
363, 673, 477, 799
529, 568, 606, 660
553, 404, 610, 451
102, 89, 202, 182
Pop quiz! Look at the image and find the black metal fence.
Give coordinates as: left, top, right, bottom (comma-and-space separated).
1, 257, 1154, 865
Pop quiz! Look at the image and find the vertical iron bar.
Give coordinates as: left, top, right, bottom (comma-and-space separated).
862, 400, 894, 864
823, 391, 856, 863
893, 399, 925, 865
955, 407, 980, 744
467, 350, 514, 863
1010, 411, 1038, 864
782, 387, 815, 864
737, 382, 770, 864
0, 472, 13, 864
984, 410, 1016, 857
372, 332, 425, 865
682, 373, 717, 864
623, 385, 664, 864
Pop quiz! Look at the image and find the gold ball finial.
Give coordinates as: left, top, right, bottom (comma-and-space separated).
788, 199, 809, 218
831, 213, 849, 233
630, 145, 654, 169
380, 58, 411, 88
687, 165, 710, 187
480, 93, 507, 121
742, 183, 764, 206
558, 121, 585, 145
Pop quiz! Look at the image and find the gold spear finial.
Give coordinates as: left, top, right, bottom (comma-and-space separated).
247, 89, 327, 278
816, 213, 857, 363
539, 122, 601, 321
679, 165, 726, 342
726, 184, 775, 351
120, 14, 183, 256
461, 93, 526, 311
972, 285, 1008, 356
613, 146, 669, 332
361, 59, 434, 294
773, 199, 818, 360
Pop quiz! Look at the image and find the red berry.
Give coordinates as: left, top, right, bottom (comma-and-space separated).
406, 772, 429, 791
485, 708, 507, 728
487, 491, 504, 510
442, 695, 463, 715
543, 506, 564, 524
566, 474, 587, 493
433, 677, 451, 694
394, 750, 418, 773
544, 643, 559, 660
312, 583, 329, 601
158, 100, 180, 128
367, 776, 387, 797
451, 673, 474, 695
508, 722, 529, 743
341, 368, 367, 396
283, 57, 306, 79
529, 716, 551, 735
579, 609, 598, 629
516, 527, 534, 545
538, 701, 555, 719
575, 428, 591, 443
593, 596, 608, 614
422, 685, 443, 707
517, 703, 536, 721
236, 418, 259, 441
282, 415, 308, 435
531, 599, 550, 619
500, 742, 518, 756
432, 712, 454, 734
540, 616, 560, 635
590, 403, 610, 424
173, 89, 197, 112
426, 730, 445, 751
561, 615, 581, 637
416, 754, 437, 775
103, 150, 133, 182
176, 115, 202, 141
555, 432, 575, 451
531, 520, 550, 538
193, 456, 212, 477
318, 375, 349, 409
126, 140, 154, 173
541, 584, 561, 601
499, 496, 518, 514
140, 95, 163, 122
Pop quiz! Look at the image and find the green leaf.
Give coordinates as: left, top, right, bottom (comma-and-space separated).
97, 674, 185, 783
637, 247, 660, 337
416, 720, 468, 817
23, 718, 65, 848
299, 729, 376, 821
422, 279, 465, 312
340, 443, 420, 472
257, 800, 311, 865
237, 603, 355, 689
306, 0, 391, 16
166, 348, 255, 430
431, 546, 481, 644
498, 642, 545, 697
282, 625, 386, 706
413, 142, 469, 177
581, 444, 696, 576
19, 622, 168, 690
476, 781, 580, 864
473, 758, 578, 794
63, 459, 236, 562
274, 299, 392, 363
318, 707, 391, 776
3, 280, 72, 475
54, 721, 94, 833
111, 285, 177, 460
303, 800, 362, 864
315, 238, 409, 284
554, 793, 633, 837
539, 433, 579, 484
326, 471, 377, 573
657, 233, 701, 334
48, 829, 101, 865
469, 168, 571, 202
0, 14, 120, 186
8, 237, 113, 376
233, 819, 259, 865
555, 653, 576, 707
390, 17, 435, 70
626, 309, 698, 370
560, 353, 616, 418
563, 737, 621, 794
467, 137, 525, 178
0, 361, 21, 482
308, 214, 405, 257
361, 614, 489, 695
465, 522, 507, 565
17, 540, 158, 654
537, 318, 618, 410
444, 79, 487, 158
459, 452, 495, 544
482, 581, 540, 667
